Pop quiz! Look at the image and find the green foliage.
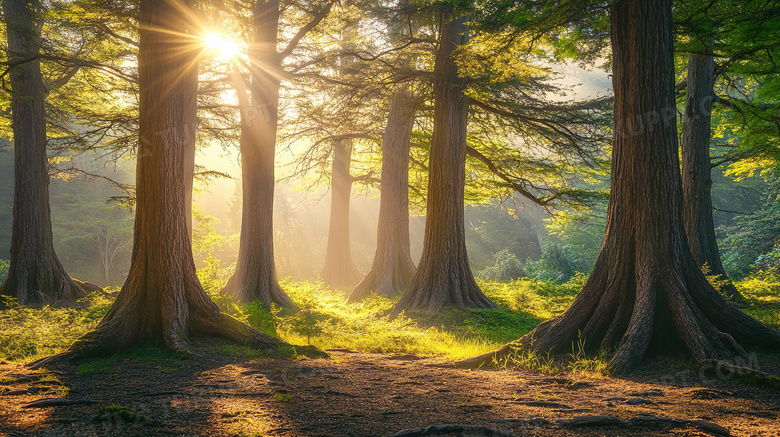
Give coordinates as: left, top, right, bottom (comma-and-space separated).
0, 259, 9, 283
0, 291, 112, 362
524, 242, 589, 282
478, 249, 524, 282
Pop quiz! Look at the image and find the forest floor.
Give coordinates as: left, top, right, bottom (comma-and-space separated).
1, 341, 779, 437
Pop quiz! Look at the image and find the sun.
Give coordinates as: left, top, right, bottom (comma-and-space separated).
203, 33, 238, 61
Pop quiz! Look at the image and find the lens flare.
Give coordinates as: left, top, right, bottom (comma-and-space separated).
204, 33, 238, 60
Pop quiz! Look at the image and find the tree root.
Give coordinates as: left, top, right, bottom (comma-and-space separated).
703, 359, 780, 389
557, 414, 731, 436
389, 424, 516, 437
390, 415, 731, 437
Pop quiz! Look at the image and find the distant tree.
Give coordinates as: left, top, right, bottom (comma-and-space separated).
462, 0, 780, 374
394, 12, 495, 311
54, 199, 133, 285
677, 0, 780, 300
320, 14, 362, 288
350, 87, 417, 300
0, 0, 93, 305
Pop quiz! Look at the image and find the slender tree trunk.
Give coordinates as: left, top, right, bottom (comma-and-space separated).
682, 52, 742, 299
393, 14, 495, 312
222, 0, 293, 307
460, 0, 780, 374
350, 88, 417, 301
321, 22, 360, 288
62, 0, 284, 356
320, 139, 361, 287
0, 0, 88, 305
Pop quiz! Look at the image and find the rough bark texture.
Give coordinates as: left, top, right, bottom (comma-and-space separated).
350, 89, 417, 301
62, 0, 284, 356
459, 0, 780, 374
681, 52, 741, 299
0, 0, 87, 305
320, 139, 361, 287
393, 14, 495, 312
221, 0, 293, 307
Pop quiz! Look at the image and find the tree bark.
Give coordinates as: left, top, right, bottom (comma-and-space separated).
392, 14, 495, 312
459, 0, 780, 374
320, 139, 361, 287
221, 0, 293, 307
350, 88, 417, 301
681, 52, 742, 299
0, 0, 88, 305
320, 22, 360, 288
63, 0, 284, 356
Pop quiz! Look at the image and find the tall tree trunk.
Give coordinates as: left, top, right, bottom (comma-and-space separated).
62, 0, 284, 356
350, 88, 417, 301
320, 22, 360, 288
0, 0, 88, 305
682, 52, 742, 299
460, 0, 780, 374
320, 139, 361, 287
393, 14, 495, 312
222, 0, 293, 307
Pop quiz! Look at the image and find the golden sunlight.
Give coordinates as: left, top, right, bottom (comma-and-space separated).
203, 33, 238, 60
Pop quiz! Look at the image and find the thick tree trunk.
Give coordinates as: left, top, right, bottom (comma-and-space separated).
320, 139, 361, 287
222, 0, 293, 307
460, 0, 780, 374
681, 52, 742, 299
62, 0, 284, 356
350, 89, 417, 301
393, 14, 495, 312
0, 0, 87, 305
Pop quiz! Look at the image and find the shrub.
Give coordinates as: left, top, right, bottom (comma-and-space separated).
0, 259, 8, 283
479, 250, 524, 282
524, 242, 587, 282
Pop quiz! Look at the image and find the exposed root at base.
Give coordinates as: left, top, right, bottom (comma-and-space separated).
390, 424, 516, 437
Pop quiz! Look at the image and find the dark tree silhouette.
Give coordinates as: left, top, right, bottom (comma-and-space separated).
393, 13, 495, 311
350, 88, 417, 301
460, 0, 780, 374
221, 0, 293, 307
1, 0, 92, 305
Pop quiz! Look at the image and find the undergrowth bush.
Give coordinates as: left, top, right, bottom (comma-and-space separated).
478, 250, 524, 282
0, 259, 8, 283
0, 291, 112, 362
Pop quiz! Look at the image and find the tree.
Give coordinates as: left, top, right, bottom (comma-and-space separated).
221, 0, 333, 305
393, 13, 495, 311
681, 48, 742, 298
350, 87, 417, 300
676, 0, 780, 300
461, 0, 780, 374
221, 0, 291, 306
320, 16, 361, 288
0, 0, 92, 305
50, 0, 285, 356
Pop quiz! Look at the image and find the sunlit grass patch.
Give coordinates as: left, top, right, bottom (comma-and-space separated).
0, 291, 112, 362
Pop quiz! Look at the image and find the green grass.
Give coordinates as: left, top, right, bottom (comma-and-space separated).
0, 291, 112, 362
2, 270, 777, 370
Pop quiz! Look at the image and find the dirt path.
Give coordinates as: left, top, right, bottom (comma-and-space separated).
1, 343, 779, 436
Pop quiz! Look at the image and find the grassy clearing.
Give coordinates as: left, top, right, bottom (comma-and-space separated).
1, 269, 777, 371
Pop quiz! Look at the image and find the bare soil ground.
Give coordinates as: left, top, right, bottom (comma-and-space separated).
1, 341, 778, 437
